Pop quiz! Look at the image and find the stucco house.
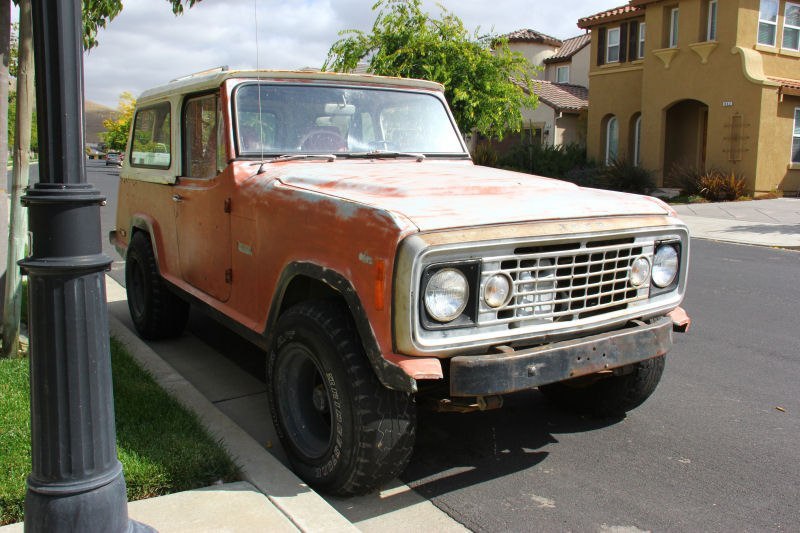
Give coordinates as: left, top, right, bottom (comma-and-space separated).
578, 0, 800, 194
499, 30, 591, 148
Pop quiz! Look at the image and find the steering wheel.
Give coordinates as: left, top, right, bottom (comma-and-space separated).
299, 129, 348, 152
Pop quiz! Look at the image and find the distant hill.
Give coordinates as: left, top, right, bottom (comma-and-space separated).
85, 100, 117, 144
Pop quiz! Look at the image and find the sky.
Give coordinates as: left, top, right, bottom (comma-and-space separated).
76, 0, 618, 109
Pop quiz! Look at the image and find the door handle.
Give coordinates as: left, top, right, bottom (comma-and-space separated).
172, 194, 183, 203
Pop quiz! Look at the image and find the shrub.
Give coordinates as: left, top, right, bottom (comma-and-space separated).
495, 142, 595, 180
601, 158, 654, 194
666, 163, 704, 196
472, 143, 498, 167
697, 170, 748, 201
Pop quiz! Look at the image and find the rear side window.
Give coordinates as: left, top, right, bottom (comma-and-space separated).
130, 102, 171, 169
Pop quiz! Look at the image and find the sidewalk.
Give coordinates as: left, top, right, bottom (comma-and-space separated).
672, 197, 800, 249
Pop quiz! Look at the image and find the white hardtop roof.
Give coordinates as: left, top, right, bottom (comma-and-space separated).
137, 68, 445, 103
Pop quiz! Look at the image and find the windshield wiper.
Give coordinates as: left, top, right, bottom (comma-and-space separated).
346, 150, 426, 162
247, 154, 337, 164
248, 154, 337, 174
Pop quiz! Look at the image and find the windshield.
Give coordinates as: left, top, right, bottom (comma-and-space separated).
234, 83, 466, 157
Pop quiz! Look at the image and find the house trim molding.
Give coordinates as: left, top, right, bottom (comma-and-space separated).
732, 46, 781, 87
689, 41, 718, 64
652, 47, 680, 68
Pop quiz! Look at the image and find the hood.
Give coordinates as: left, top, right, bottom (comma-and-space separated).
264, 160, 671, 232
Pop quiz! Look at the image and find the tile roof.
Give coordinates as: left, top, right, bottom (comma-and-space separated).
503, 29, 563, 47
531, 81, 589, 112
543, 33, 591, 64
767, 76, 800, 96
578, 4, 642, 29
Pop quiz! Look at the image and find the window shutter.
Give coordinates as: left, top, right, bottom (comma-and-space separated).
629, 22, 639, 59
619, 22, 629, 62
597, 27, 607, 65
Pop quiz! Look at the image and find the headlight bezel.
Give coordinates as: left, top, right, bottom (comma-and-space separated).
650, 241, 681, 294
420, 261, 480, 330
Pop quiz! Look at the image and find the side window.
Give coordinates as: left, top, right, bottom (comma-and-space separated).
184, 93, 221, 178
130, 103, 171, 169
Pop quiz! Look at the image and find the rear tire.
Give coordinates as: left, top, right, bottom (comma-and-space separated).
125, 232, 189, 340
539, 355, 666, 417
267, 301, 416, 496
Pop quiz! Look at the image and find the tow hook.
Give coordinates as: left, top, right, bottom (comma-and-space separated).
425, 395, 504, 413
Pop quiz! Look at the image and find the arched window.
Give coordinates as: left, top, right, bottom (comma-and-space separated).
605, 116, 619, 165
633, 115, 642, 167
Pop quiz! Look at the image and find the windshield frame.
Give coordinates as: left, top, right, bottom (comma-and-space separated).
230, 80, 470, 160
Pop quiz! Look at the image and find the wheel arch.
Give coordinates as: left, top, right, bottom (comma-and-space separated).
267, 262, 416, 393
127, 215, 165, 273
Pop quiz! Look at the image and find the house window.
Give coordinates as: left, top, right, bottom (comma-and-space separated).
605, 116, 619, 164
783, 2, 800, 51
707, 0, 718, 41
556, 65, 569, 83
633, 115, 642, 167
607, 27, 621, 63
758, 0, 779, 46
792, 108, 800, 164
669, 8, 680, 48
639, 22, 646, 58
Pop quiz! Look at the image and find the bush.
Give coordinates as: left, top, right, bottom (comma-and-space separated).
665, 163, 703, 195
601, 158, 654, 194
697, 169, 748, 201
472, 143, 498, 167
494, 142, 596, 179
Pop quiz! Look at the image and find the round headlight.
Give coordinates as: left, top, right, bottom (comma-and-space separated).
652, 245, 679, 288
424, 268, 469, 322
484, 274, 512, 308
629, 257, 651, 287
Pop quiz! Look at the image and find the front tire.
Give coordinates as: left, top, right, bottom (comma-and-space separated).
267, 301, 416, 496
539, 355, 666, 417
125, 232, 189, 340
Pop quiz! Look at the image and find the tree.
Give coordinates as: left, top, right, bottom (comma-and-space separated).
1, 0, 31, 358
1, 0, 202, 358
82, 0, 202, 49
323, 0, 538, 142
102, 91, 135, 151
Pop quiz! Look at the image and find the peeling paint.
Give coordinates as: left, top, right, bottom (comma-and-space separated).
358, 252, 373, 265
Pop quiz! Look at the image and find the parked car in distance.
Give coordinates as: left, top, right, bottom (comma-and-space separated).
105, 151, 122, 166
111, 68, 691, 497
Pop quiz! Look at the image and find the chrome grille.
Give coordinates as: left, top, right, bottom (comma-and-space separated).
479, 238, 652, 328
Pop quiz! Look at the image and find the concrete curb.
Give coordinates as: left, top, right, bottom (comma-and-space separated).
106, 276, 358, 533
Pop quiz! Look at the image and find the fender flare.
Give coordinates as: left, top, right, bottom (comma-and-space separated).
266, 262, 416, 393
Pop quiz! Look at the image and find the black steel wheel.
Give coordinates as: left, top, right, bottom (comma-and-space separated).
539, 355, 666, 417
125, 232, 189, 340
267, 301, 416, 496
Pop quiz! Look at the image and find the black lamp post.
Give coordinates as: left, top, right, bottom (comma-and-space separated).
21, 1, 152, 531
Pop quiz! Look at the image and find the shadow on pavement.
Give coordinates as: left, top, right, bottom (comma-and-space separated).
400, 392, 622, 500
725, 223, 800, 235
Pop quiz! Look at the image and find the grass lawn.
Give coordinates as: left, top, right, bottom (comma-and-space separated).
0, 338, 240, 526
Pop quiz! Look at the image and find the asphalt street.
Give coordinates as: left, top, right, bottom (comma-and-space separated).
86, 161, 800, 532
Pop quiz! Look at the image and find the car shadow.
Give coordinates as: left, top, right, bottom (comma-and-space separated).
400, 391, 622, 500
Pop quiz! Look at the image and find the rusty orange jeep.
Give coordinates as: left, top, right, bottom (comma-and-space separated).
111, 69, 690, 495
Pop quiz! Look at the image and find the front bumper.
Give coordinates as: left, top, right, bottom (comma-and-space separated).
449, 316, 672, 397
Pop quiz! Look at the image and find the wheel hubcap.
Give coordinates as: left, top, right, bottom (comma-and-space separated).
276, 344, 334, 460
